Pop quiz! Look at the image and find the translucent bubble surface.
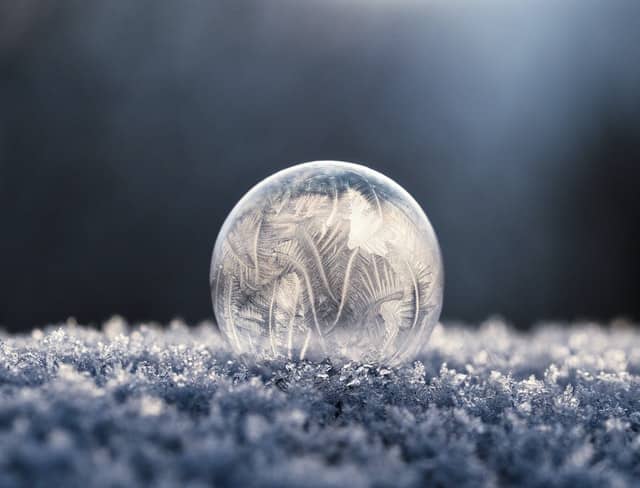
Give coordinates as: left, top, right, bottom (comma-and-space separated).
210, 161, 443, 364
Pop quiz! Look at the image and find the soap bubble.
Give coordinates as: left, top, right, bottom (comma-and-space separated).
210, 161, 443, 364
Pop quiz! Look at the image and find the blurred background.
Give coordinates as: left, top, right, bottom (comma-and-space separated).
1, 0, 638, 332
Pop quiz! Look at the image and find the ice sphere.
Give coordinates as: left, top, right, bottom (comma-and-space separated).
210, 161, 443, 364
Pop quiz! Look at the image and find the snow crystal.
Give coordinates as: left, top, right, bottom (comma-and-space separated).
0, 317, 639, 487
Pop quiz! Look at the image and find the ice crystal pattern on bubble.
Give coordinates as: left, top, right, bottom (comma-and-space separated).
210, 161, 443, 363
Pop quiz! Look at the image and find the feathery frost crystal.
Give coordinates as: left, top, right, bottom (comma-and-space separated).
210, 161, 443, 363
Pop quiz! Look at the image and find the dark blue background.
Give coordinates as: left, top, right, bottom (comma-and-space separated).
1, 1, 638, 331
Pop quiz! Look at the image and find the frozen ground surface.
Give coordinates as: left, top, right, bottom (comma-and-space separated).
1, 318, 640, 487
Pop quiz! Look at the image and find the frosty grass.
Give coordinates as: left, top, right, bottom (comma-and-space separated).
1, 317, 639, 487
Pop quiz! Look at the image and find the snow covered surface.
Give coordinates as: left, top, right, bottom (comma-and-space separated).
1, 317, 640, 487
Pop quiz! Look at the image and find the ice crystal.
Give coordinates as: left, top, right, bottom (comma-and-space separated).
0, 317, 639, 486
210, 161, 444, 364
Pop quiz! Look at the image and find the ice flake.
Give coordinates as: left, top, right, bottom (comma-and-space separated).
0, 318, 638, 486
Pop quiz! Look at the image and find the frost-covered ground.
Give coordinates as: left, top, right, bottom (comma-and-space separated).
1, 318, 640, 487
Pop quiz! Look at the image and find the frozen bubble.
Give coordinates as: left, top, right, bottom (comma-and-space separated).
210, 161, 443, 364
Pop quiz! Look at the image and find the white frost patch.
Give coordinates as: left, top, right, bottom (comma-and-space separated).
0, 318, 638, 487
139, 395, 164, 417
